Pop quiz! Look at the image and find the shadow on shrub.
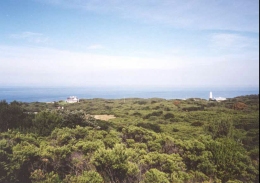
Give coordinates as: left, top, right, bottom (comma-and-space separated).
164, 113, 174, 119
172, 128, 179, 132
137, 122, 162, 133
191, 121, 204, 126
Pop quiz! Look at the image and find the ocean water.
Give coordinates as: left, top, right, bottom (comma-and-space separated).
0, 86, 259, 103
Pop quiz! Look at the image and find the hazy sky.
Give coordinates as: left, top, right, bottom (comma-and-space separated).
0, 0, 259, 87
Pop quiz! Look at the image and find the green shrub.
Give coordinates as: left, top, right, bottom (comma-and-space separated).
164, 113, 175, 119
143, 169, 170, 183
137, 122, 162, 133
144, 111, 163, 119
191, 121, 204, 126
172, 128, 179, 132
132, 112, 142, 117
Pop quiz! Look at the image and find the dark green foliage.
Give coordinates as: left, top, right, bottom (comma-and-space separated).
163, 113, 175, 119
205, 117, 234, 139
132, 112, 142, 117
32, 111, 63, 136
172, 128, 179, 132
208, 138, 258, 182
59, 111, 86, 128
134, 100, 147, 105
235, 117, 259, 130
122, 126, 158, 143
163, 107, 171, 111
93, 144, 138, 182
207, 102, 218, 107
191, 121, 204, 126
144, 111, 163, 119
95, 120, 112, 131
0, 100, 29, 132
182, 106, 204, 111
137, 122, 162, 133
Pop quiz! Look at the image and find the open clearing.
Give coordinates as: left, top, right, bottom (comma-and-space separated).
93, 115, 116, 121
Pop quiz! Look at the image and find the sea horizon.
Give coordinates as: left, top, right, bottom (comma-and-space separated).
0, 85, 258, 103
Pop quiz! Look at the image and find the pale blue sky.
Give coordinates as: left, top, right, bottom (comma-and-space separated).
0, 0, 259, 87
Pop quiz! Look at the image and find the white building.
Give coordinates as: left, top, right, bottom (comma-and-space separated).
66, 96, 79, 103
209, 92, 226, 101
215, 97, 227, 101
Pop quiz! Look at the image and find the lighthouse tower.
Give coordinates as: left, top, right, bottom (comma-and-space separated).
209, 92, 213, 100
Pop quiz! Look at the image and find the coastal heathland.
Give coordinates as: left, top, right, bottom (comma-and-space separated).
0, 95, 258, 182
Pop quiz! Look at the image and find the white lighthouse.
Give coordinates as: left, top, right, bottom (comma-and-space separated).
209, 91, 226, 101
209, 92, 213, 100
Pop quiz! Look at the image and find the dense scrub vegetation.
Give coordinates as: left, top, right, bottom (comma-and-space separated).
0, 94, 259, 182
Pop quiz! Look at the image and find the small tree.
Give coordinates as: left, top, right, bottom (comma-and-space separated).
32, 111, 62, 136
206, 117, 234, 139
143, 169, 170, 183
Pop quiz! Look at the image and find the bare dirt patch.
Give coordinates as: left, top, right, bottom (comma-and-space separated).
93, 115, 116, 121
